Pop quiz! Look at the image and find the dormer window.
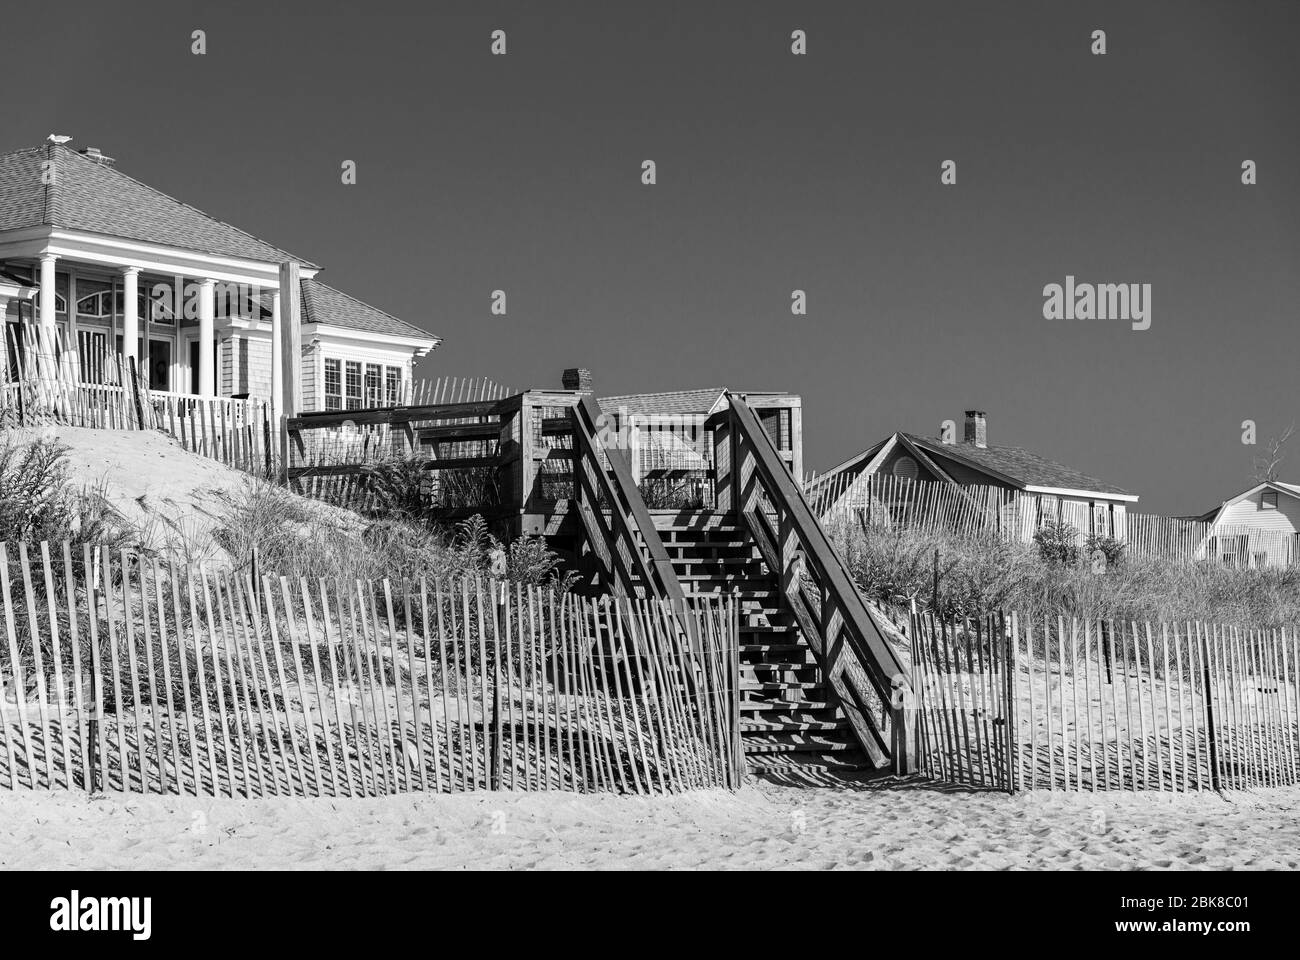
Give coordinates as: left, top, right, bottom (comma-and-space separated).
1262, 490, 1279, 510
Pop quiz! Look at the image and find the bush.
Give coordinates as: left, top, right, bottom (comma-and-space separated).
1085, 533, 1125, 571
1033, 519, 1080, 566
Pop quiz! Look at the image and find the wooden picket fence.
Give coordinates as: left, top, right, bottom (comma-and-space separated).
1, 324, 148, 431
146, 391, 275, 476
908, 610, 1300, 792
0, 542, 741, 797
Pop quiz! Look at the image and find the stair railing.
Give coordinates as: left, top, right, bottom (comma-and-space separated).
726, 391, 909, 767
569, 395, 685, 603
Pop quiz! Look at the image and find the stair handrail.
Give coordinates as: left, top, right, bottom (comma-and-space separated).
725, 391, 907, 699
569, 396, 685, 603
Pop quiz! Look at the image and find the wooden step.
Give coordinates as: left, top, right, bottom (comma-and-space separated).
742, 736, 860, 755
740, 680, 824, 692
741, 719, 849, 733
738, 643, 804, 654
740, 699, 833, 711
746, 755, 874, 774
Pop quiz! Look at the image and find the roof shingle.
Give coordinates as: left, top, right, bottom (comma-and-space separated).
0, 144, 317, 266
904, 433, 1131, 496
300, 278, 435, 341
598, 388, 727, 417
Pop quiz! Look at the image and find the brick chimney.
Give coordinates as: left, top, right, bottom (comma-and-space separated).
964, 410, 987, 448
78, 146, 116, 167
562, 367, 593, 393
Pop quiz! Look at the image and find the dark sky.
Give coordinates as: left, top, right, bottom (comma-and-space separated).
6, 0, 1298, 516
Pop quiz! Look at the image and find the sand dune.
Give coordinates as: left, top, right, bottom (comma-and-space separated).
2, 782, 1297, 870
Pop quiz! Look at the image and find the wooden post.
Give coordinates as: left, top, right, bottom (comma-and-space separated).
277, 261, 302, 480
1201, 624, 1221, 792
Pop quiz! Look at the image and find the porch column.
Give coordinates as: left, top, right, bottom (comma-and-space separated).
38, 253, 58, 375
270, 289, 282, 419
198, 278, 215, 397
121, 266, 140, 364
66, 268, 79, 381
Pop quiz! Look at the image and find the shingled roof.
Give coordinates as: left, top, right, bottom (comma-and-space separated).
300, 278, 435, 342
598, 388, 728, 417
904, 433, 1132, 497
0, 143, 317, 266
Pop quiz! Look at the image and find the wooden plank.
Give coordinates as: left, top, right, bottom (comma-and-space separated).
261, 577, 308, 796
317, 578, 354, 797
198, 568, 236, 796
36, 543, 72, 789
579, 596, 617, 792
434, 580, 456, 793
176, 563, 215, 795
524, 586, 539, 789
137, 557, 169, 794
164, 561, 198, 795
229, 572, 274, 797
364, 580, 398, 794
301, 578, 340, 796
241, 572, 288, 796
212, 572, 255, 797
115, 551, 150, 792
402, 583, 428, 792
504, 583, 519, 791
454, 580, 478, 790
17, 544, 54, 788
604, 600, 645, 794
97, 547, 129, 792
324, 578, 359, 797
58, 544, 88, 790
341, 585, 376, 796
630, 601, 675, 793
1172, 624, 1188, 792
381, 580, 409, 792
569, 595, 595, 791
474, 579, 491, 790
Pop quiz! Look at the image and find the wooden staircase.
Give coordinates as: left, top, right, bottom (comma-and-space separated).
570, 391, 907, 783
644, 520, 875, 777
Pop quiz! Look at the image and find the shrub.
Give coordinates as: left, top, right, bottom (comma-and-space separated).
1033, 519, 1080, 566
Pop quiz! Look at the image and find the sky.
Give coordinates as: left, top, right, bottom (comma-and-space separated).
4, 0, 1298, 516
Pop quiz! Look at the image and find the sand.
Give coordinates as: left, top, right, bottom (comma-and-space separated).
11, 425, 356, 561
2, 782, 1298, 870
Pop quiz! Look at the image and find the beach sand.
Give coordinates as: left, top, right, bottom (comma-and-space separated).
2, 781, 1297, 870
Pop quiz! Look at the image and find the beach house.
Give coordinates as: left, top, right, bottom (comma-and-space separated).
0, 136, 438, 415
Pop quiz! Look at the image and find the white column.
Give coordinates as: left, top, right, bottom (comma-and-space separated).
198, 278, 215, 397
38, 253, 58, 376
270, 289, 282, 418
122, 266, 140, 364
66, 268, 78, 381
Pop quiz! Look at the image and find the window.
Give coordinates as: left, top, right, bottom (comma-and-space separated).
892, 455, 918, 481
324, 358, 342, 411
74, 290, 175, 325
1262, 490, 1279, 510
326, 357, 403, 410
344, 361, 362, 410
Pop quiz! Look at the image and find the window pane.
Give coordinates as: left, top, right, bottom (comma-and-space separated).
385, 366, 401, 405
325, 358, 342, 412
345, 361, 362, 410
